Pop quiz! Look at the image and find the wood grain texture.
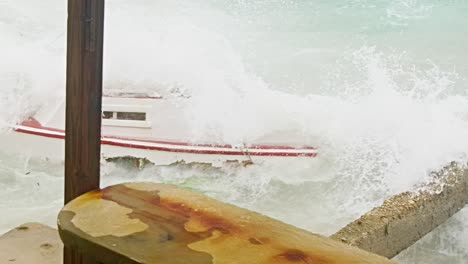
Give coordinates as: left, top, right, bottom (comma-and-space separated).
65, 0, 105, 263
58, 183, 396, 264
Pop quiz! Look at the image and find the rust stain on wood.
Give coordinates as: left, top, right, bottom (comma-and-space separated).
274, 249, 331, 264
58, 182, 396, 264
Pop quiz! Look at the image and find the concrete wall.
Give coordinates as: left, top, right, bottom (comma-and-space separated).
331, 162, 468, 259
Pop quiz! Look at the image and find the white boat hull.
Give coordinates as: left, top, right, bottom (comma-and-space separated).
4, 93, 318, 166
5, 126, 317, 167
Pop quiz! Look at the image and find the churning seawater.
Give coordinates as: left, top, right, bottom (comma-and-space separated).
1, 0, 468, 262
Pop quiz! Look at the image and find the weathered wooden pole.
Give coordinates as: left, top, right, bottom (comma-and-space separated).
64, 0, 105, 263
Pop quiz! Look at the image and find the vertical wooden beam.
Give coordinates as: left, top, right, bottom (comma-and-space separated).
65, 0, 105, 263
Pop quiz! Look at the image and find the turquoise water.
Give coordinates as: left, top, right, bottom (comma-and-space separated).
1, 0, 468, 262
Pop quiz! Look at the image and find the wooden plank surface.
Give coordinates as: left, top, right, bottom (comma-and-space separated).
58, 182, 396, 264
65, 0, 105, 263
0, 223, 62, 264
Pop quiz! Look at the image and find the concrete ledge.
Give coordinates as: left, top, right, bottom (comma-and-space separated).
0, 223, 62, 264
331, 162, 468, 259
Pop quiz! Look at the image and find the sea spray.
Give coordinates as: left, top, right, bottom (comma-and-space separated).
1, 1, 468, 262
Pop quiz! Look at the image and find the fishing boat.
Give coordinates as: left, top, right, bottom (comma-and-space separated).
8, 90, 317, 166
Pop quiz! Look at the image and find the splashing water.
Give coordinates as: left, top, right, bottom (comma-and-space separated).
1, 0, 468, 262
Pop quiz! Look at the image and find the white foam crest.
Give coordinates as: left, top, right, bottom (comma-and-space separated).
316, 49, 468, 220
0, 0, 66, 130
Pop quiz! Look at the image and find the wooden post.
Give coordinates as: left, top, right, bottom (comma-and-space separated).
64, 0, 105, 263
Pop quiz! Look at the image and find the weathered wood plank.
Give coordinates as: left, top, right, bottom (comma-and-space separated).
65, 0, 105, 263
0, 223, 62, 264
58, 183, 395, 264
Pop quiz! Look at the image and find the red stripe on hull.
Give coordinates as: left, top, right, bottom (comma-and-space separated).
15, 118, 317, 157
